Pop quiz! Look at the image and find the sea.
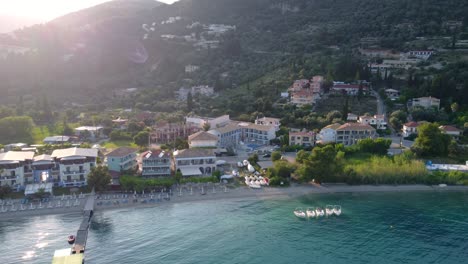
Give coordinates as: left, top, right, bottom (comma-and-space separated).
1, 191, 468, 264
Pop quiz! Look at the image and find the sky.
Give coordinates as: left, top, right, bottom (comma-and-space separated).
0, 0, 179, 22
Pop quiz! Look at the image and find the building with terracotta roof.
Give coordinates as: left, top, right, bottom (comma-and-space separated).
188, 131, 218, 148
335, 123, 376, 146
105, 147, 138, 174
290, 89, 315, 105
141, 150, 171, 177
439, 125, 463, 139
173, 149, 216, 177
150, 122, 200, 144
289, 131, 316, 147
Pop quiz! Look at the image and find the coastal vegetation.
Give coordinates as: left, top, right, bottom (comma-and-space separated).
87, 166, 112, 193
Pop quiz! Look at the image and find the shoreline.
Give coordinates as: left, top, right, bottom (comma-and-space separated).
1, 184, 468, 220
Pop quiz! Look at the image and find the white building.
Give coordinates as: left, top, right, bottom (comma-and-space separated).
51, 148, 98, 187
255, 117, 281, 131
439, 125, 463, 139
385, 89, 400, 99
409, 97, 440, 110
358, 115, 387, 130
43, 136, 71, 144
402, 122, 422, 137
188, 131, 219, 148
347, 113, 358, 121
317, 123, 341, 144
186, 115, 230, 129
173, 149, 216, 177
185, 65, 200, 73
209, 122, 276, 148
74, 126, 104, 141
0, 151, 35, 188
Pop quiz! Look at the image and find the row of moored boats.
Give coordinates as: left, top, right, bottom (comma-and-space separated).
294, 205, 341, 218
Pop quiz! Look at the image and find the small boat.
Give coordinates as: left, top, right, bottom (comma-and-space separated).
67, 235, 75, 245
325, 205, 334, 216
333, 205, 342, 216
294, 207, 306, 219
249, 184, 261, 189
315, 207, 325, 217
306, 207, 316, 218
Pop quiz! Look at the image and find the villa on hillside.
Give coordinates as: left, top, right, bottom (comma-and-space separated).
140, 150, 171, 177
289, 76, 323, 105
402, 121, 424, 137
331, 83, 368, 96
335, 123, 377, 146
385, 89, 400, 99
188, 131, 218, 148
289, 131, 316, 147
74, 126, 104, 141
408, 96, 440, 110
347, 113, 358, 121
185, 115, 230, 129
439, 125, 463, 139
358, 114, 387, 130
173, 149, 216, 177
43, 136, 71, 145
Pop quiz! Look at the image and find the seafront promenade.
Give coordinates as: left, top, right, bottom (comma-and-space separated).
1, 184, 468, 220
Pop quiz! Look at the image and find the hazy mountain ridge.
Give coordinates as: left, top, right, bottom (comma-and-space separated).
0, 0, 467, 106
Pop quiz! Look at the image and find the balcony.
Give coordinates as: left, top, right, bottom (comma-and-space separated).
0, 176, 17, 181
62, 170, 86, 175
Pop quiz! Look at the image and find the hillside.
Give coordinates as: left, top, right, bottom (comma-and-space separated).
0, 0, 467, 112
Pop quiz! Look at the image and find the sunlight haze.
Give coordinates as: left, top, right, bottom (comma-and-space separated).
0, 0, 179, 21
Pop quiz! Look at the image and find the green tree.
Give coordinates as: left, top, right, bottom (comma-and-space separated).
202, 123, 211, 131
271, 151, 282, 161
297, 145, 344, 183
87, 166, 111, 192
0, 185, 12, 199
187, 92, 193, 111
411, 123, 451, 157
133, 131, 150, 147
451, 102, 459, 113
296, 150, 310, 164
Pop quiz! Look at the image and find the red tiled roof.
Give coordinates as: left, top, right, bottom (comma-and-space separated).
290, 131, 315, 137
439, 125, 462, 132
336, 123, 376, 131
403, 122, 420, 128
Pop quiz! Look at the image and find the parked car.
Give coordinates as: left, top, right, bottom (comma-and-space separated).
263, 153, 271, 158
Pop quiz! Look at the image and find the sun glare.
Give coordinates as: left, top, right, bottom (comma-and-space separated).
1, 0, 180, 21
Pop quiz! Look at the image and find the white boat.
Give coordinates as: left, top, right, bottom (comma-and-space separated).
325, 205, 334, 216
306, 207, 316, 218
315, 207, 325, 217
294, 207, 306, 218
333, 205, 342, 216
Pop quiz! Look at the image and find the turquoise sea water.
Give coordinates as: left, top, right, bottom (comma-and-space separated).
1, 191, 468, 264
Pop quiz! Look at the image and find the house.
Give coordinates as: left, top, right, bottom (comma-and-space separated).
317, 123, 342, 144
43, 136, 71, 145
208, 122, 276, 148
385, 89, 400, 99
141, 150, 171, 177
173, 149, 216, 177
31, 154, 59, 185
439, 125, 462, 139
409, 97, 440, 110
402, 122, 423, 137
288, 79, 310, 92
105, 147, 138, 174
358, 115, 387, 130
150, 122, 200, 144
0, 151, 35, 188
185, 115, 231, 129
358, 48, 401, 59
51, 148, 98, 187
74, 126, 104, 141
290, 90, 315, 105
112, 117, 128, 130
331, 83, 367, 96
289, 131, 316, 147
255, 117, 281, 131
407, 50, 434, 60
347, 113, 358, 121
335, 123, 377, 146
4, 143, 28, 151
185, 64, 200, 73
188, 131, 218, 148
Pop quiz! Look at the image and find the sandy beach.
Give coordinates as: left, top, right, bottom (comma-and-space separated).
1, 184, 468, 220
